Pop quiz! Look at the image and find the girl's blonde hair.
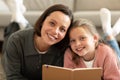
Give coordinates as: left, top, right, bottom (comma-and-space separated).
69, 18, 100, 38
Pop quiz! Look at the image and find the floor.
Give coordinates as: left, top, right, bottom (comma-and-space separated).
0, 54, 4, 80
0, 42, 6, 80
0, 54, 6, 80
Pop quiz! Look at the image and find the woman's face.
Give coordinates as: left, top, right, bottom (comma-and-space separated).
69, 27, 97, 60
41, 11, 71, 45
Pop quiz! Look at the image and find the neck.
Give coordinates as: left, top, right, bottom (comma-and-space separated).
34, 34, 50, 52
83, 50, 96, 61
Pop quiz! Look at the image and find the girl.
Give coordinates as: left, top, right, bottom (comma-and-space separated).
64, 18, 120, 80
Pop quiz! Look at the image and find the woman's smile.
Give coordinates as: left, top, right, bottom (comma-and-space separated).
47, 33, 57, 41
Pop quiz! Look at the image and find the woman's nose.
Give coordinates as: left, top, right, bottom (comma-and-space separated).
53, 27, 60, 35
53, 27, 59, 38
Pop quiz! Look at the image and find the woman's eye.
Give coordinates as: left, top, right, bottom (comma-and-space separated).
50, 22, 55, 26
60, 27, 66, 32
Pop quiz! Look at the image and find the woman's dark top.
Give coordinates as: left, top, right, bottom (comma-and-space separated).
3, 28, 65, 80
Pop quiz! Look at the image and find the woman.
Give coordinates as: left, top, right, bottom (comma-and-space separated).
2, 4, 73, 80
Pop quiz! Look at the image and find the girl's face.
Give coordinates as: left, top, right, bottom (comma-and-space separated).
41, 11, 71, 45
69, 26, 97, 60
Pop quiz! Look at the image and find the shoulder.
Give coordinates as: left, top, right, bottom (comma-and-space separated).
7, 28, 34, 46
95, 43, 119, 68
96, 43, 116, 58
97, 43, 113, 52
9, 28, 34, 40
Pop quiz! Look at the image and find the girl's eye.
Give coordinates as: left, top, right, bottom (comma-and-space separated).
79, 37, 86, 41
70, 39, 75, 43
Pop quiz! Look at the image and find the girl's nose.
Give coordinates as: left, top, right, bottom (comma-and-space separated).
75, 40, 81, 46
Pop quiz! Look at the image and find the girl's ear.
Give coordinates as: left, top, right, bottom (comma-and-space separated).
93, 34, 99, 42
